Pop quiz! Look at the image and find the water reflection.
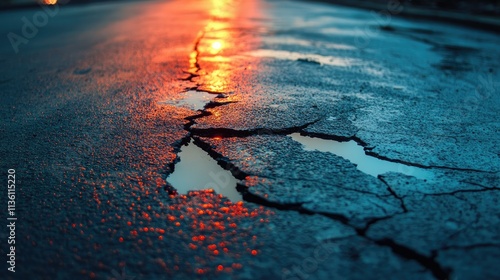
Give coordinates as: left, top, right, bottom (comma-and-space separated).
290, 133, 434, 180
246, 49, 357, 67
157, 90, 214, 111
168, 0, 262, 201
211, 41, 223, 52
167, 140, 242, 202
210, 0, 235, 19
193, 0, 261, 94
121, 0, 267, 267
62, 0, 266, 278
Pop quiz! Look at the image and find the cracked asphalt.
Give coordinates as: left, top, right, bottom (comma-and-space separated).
0, 0, 499, 279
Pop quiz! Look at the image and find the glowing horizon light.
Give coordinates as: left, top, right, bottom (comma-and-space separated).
43, 0, 57, 5
211, 41, 222, 50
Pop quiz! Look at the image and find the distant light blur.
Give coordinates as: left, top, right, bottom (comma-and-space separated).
42, 0, 57, 5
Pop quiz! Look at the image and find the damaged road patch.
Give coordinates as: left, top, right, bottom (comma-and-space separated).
167, 139, 242, 202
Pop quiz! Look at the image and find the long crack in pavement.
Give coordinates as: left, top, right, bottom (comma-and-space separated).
165, 1, 500, 279
1, 0, 498, 279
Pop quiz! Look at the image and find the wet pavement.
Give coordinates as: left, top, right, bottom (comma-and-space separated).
0, 0, 499, 279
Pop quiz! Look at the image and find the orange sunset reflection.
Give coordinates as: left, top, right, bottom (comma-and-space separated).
191, 0, 261, 94
49, 0, 267, 278
114, 0, 267, 276
41, 0, 57, 5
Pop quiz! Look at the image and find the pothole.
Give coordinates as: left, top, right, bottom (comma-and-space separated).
290, 133, 434, 181
167, 139, 242, 202
158, 90, 214, 111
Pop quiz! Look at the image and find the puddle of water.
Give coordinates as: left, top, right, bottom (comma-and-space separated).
158, 90, 213, 111
246, 49, 356, 67
320, 27, 366, 36
290, 133, 434, 181
167, 140, 242, 202
262, 37, 355, 50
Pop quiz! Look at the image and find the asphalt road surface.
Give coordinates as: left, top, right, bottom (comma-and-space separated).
1, 0, 499, 279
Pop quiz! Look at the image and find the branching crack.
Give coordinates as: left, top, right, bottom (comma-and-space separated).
182, 31, 204, 83
166, 24, 454, 280
190, 119, 321, 138
189, 136, 450, 280
378, 175, 408, 213
370, 238, 451, 279
204, 100, 238, 109
191, 137, 250, 180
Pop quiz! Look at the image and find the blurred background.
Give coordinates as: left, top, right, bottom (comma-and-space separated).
1, 0, 499, 17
